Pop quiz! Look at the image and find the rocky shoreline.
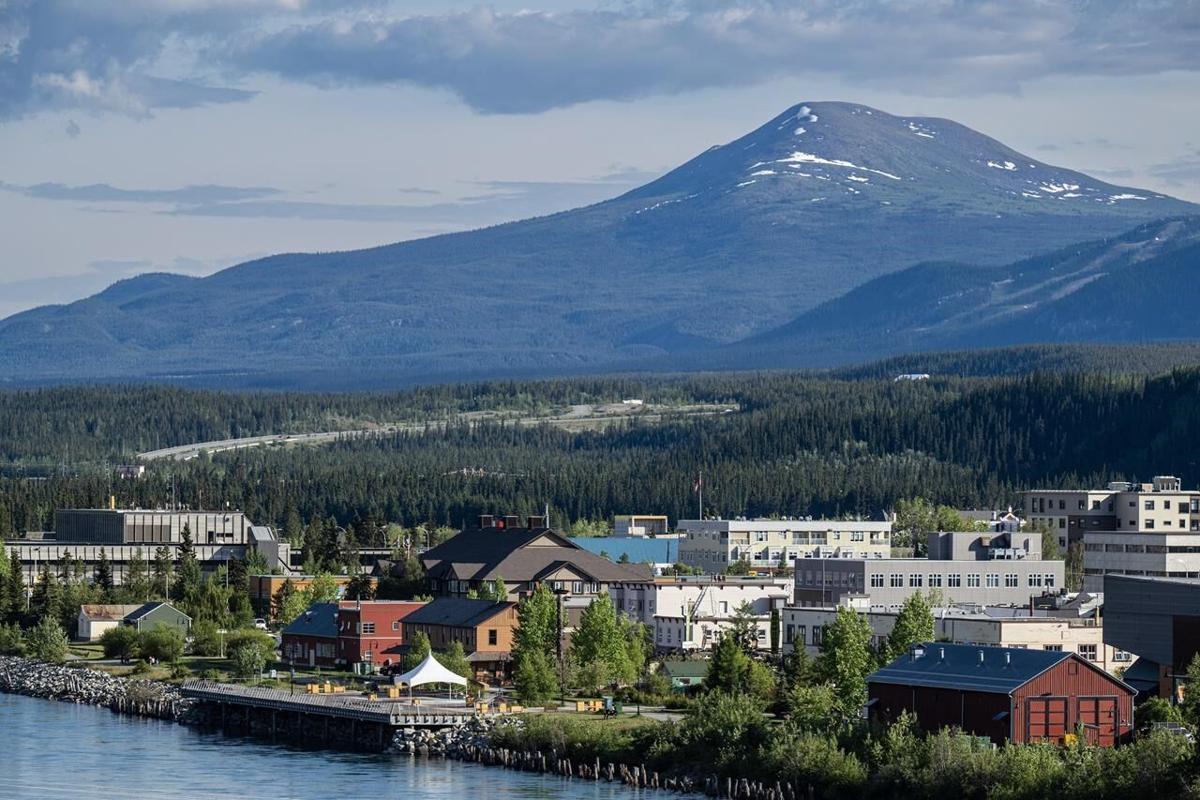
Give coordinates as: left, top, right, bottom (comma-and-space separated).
0, 656, 194, 722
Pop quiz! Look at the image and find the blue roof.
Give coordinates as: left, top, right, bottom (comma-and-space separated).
870, 643, 1074, 694
573, 537, 678, 564
282, 602, 338, 638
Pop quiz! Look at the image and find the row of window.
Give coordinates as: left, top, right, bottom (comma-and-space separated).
866, 572, 1057, 589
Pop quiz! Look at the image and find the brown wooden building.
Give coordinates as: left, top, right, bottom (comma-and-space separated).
869, 642, 1135, 745
401, 598, 517, 685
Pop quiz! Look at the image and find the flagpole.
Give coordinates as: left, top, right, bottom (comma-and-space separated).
698, 470, 703, 520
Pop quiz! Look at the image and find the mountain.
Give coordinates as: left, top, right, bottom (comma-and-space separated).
732, 216, 1200, 367
0, 101, 1193, 387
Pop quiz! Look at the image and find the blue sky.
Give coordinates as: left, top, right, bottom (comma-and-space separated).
1, 0, 1198, 318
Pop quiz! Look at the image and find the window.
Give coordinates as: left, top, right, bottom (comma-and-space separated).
785, 624, 794, 644
851, 531, 864, 542
572, 581, 583, 594
986, 574, 999, 588
1145, 500, 1156, 510
1044, 573, 1056, 588
890, 574, 903, 587
870, 573, 884, 588
488, 629, 498, 646
1078, 500, 1086, 510
1044, 645, 1062, 652
1146, 520, 1156, 529
1114, 649, 1133, 663
1028, 573, 1043, 587
361, 622, 375, 634
1078, 644, 1097, 661
968, 574, 981, 588
1005, 573, 1018, 588
1059, 500, 1066, 510
909, 574, 924, 587
1058, 519, 1065, 529
928, 574, 942, 588
812, 626, 823, 646
948, 574, 961, 588
1091, 500, 1101, 510
392, 620, 401, 631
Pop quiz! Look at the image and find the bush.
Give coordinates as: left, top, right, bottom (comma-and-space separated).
669, 690, 769, 775
490, 715, 645, 763
231, 643, 266, 680
25, 617, 69, 663
760, 729, 867, 800
139, 626, 185, 663
224, 628, 276, 663
0, 622, 25, 655
189, 620, 224, 657
99, 625, 140, 661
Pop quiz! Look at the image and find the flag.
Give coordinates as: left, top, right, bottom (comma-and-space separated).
692, 474, 703, 493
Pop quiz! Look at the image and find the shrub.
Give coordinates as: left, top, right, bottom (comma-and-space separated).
670, 690, 769, 775
231, 642, 266, 680
25, 617, 69, 663
99, 625, 140, 660
139, 626, 185, 663
760, 730, 867, 800
224, 629, 276, 663
0, 622, 25, 655
189, 620, 224, 657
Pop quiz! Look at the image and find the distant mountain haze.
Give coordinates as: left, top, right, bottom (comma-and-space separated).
0, 101, 1194, 387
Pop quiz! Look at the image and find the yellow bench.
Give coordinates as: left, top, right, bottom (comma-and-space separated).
368, 693, 378, 701
332, 686, 345, 694
306, 683, 319, 694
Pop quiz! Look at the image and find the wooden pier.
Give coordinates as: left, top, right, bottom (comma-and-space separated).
181, 681, 473, 751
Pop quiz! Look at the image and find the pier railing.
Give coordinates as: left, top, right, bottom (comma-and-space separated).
181, 681, 473, 727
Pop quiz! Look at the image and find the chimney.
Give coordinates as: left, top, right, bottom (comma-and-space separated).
479, 514, 495, 528
527, 515, 547, 529
504, 515, 522, 529
939, 647, 945, 661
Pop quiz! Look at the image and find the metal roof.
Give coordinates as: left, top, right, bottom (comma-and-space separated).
869, 643, 1073, 694
282, 602, 339, 638
403, 598, 513, 628
662, 660, 710, 679
124, 601, 190, 623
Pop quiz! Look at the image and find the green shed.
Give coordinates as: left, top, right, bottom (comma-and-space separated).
662, 660, 708, 690
124, 602, 192, 636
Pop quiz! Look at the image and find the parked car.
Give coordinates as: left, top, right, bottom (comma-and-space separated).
253, 618, 268, 630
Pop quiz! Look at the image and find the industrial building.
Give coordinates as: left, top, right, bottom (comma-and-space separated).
868, 643, 1135, 745
5, 508, 292, 586
1103, 574, 1200, 698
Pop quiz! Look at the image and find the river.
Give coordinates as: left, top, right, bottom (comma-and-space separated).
0, 693, 675, 800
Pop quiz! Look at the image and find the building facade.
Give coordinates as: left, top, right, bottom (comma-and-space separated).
282, 603, 339, 668
608, 576, 791, 651
782, 604, 1125, 672
793, 532, 1062, 608
869, 643, 1135, 746
677, 518, 893, 574
613, 515, 670, 537
1103, 574, 1200, 698
401, 598, 518, 683
1082, 531, 1200, 591
1024, 475, 1200, 549
6, 509, 291, 587
336, 601, 425, 669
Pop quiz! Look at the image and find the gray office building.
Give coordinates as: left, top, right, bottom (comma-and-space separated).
794, 531, 1063, 608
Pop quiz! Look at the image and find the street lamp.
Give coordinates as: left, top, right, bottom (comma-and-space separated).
553, 586, 569, 706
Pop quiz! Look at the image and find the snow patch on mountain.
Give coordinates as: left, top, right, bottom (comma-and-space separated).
988, 161, 1018, 171
776, 151, 902, 180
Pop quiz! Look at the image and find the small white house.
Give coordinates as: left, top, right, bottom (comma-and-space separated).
77, 605, 141, 641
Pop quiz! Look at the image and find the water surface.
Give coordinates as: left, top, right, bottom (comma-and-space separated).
0, 693, 675, 800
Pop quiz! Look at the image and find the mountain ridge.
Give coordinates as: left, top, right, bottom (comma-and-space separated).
1, 101, 1194, 386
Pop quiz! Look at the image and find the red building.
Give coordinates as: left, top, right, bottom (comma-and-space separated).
336, 600, 426, 670
868, 643, 1135, 745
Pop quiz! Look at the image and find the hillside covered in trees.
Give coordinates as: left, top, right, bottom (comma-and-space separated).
4, 363, 1200, 536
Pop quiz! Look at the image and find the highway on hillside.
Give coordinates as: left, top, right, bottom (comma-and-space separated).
136, 403, 736, 461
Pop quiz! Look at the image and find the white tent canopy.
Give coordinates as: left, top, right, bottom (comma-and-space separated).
392, 652, 467, 689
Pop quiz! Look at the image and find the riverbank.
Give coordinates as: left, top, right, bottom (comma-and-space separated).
0, 655, 193, 721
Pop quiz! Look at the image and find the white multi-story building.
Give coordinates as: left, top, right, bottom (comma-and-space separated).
608, 575, 792, 651
782, 601, 1127, 673
677, 518, 892, 574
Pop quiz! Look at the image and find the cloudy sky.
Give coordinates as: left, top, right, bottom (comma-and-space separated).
1, 0, 1198, 318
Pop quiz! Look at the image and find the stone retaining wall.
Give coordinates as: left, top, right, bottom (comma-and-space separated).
0, 656, 195, 722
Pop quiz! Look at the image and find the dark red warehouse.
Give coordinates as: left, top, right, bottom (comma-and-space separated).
868, 642, 1135, 745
